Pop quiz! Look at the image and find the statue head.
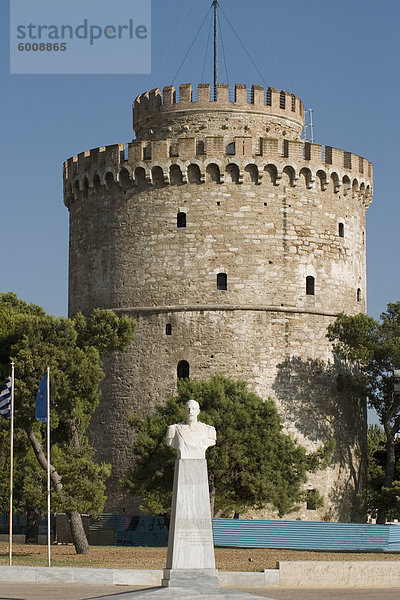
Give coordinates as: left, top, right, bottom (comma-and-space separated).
185, 399, 200, 425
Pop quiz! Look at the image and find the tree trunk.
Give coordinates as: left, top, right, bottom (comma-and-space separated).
377, 422, 396, 524
208, 472, 215, 517
25, 426, 63, 493
25, 506, 39, 544
25, 425, 90, 554
67, 510, 90, 555
383, 431, 396, 487
376, 506, 387, 525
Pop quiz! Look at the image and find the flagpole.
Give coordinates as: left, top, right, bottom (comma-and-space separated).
46, 367, 51, 567
9, 362, 15, 567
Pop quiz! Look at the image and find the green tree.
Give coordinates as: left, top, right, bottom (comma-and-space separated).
124, 375, 333, 517
364, 424, 400, 521
0, 424, 47, 542
327, 302, 400, 523
0, 292, 136, 553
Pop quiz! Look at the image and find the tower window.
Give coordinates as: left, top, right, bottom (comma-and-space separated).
169, 142, 179, 157
196, 140, 205, 155
143, 143, 151, 160
188, 164, 201, 184
226, 142, 235, 156
306, 276, 315, 296
357, 288, 361, 302
338, 222, 344, 237
283, 139, 289, 158
217, 273, 227, 291
177, 360, 190, 380
166, 323, 172, 335
177, 212, 186, 228
105, 172, 114, 188
280, 90, 286, 109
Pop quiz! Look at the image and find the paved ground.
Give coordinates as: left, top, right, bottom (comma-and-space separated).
1, 584, 400, 600
1, 583, 143, 600
242, 591, 400, 600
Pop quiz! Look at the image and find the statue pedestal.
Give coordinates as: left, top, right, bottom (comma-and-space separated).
162, 458, 218, 589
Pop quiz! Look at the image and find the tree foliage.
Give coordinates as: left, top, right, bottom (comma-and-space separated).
0, 292, 136, 551
0, 427, 45, 515
363, 424, 400, 521
327, 303, 400, 523
124, 375, 333, 517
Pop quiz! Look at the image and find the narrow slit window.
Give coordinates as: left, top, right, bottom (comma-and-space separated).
217, 273, 227, 290
226, 142, 235, 156
196, 140, 205, 155
143, 143, 151, 160
338, 222, 344, 237
357, 288, 361, 302
166, 324, 172, 335
306, 276, 315, 296
169, 142, 179, 157
177, 212, 186, 228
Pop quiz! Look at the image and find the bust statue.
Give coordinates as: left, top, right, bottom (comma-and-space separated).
166, 399, 216, 459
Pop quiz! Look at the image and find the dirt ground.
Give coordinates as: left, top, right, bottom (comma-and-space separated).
1, 542, 400, 571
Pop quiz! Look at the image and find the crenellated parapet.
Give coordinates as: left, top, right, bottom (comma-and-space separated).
65, 81, 373, 205
132, 83, 305, 141
63, 137, 373, 207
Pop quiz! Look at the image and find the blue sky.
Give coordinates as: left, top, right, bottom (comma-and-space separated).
1, 0, 399, 321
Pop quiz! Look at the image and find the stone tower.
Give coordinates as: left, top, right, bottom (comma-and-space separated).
64, 83, 373, 520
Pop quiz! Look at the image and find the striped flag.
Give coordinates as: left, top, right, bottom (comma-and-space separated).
0, 376, 12, 419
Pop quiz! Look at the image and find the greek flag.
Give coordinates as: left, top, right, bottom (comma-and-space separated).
0, 375, 12, 419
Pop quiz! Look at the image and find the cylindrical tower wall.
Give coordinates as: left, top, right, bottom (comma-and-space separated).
64, 83, 373, 519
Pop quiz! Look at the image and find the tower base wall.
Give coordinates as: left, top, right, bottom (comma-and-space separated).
91, 307, 366, 522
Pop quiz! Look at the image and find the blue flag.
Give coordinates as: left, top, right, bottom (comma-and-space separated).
0, 375, 12, 419
36, 373, 48, 423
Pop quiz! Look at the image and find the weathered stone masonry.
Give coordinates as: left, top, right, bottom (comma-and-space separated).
64, 83, 372, 520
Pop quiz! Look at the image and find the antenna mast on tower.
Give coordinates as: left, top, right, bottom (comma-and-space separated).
213, 0, 218, 100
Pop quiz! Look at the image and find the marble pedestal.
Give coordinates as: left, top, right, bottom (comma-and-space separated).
162, 458, 218, 589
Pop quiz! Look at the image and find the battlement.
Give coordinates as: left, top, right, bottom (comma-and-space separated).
64, 139, 373, 181
132, 83, 304, 139
64, 137, 373, 208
